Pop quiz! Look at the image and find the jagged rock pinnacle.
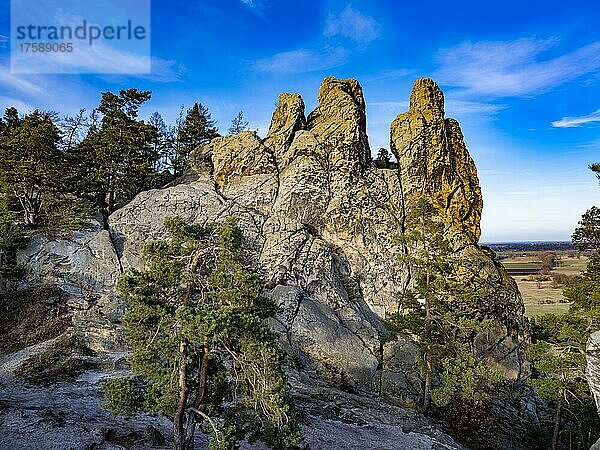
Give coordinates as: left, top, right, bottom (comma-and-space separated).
21, 76, 529, 399
391, 77, 483, 241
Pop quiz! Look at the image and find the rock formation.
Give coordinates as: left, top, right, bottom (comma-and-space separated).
18, 76, 529, 402
587, 331, 600, 413
588, 332, 600, 449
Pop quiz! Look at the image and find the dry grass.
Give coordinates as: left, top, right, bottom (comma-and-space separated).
13, 332, 94, 384
0, 285, 72, 354
502, 253, 589, 317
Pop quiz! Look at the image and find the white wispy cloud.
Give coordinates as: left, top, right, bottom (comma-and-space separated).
552, 108, 600, 128
238, 0, 268, 19
323, 5, 380, 46
0, 95, 36, 113
436, 38, 600, 98
250, 47, 348, 74
0, 66, 47, 96
367, 99, 503, 118
445, 99, 505, 116
364, 69, 414, 82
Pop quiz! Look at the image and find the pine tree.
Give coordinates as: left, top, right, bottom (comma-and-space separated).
174, 103, 218, 175
103, 217, 304, 450
527, 165, 600, 449
228, 111, 249, 135
385, 196, 499, 415
60, 109, 89, 152
375, 148, 391, 168
528, 311, 596, 450
0, 108, 62, 228
69, 89, 159, 219
572, 206, 600, 251
148, 111, 169, 172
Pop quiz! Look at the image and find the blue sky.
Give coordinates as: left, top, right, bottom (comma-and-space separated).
1, 0, 599, 242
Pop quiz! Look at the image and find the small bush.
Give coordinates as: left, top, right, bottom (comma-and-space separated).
551, 273, 577, 288
442, 397, 499, 449
102, 378, 144, 417
0, 285, 71, 354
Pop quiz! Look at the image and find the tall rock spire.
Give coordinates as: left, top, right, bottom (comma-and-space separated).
391, 78, 483, 241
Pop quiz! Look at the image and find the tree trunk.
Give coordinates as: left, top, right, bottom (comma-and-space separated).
18, 195, 38, 228
552, 394, 563, 450
174, 340, 188, 450
423, 271, 432, 416
175, 249, 206, 449
185, 343, 210, 447
423, 351, 432, 416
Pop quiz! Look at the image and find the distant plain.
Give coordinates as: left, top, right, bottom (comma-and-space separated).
497, 250, 588, 317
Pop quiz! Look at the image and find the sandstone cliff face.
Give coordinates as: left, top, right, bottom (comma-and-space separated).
20, 76, 529, 400
391, 78, 482, 241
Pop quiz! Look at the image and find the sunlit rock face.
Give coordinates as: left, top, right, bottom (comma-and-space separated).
22, 76, 530, 398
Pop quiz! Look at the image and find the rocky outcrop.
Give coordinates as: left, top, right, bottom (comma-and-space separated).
391, 78, 481, 241
18, 218, 121, 294
391, 79, 528, 378
7, 75, 534, 450
106, 76, 528, 393
19, 76, 529, 402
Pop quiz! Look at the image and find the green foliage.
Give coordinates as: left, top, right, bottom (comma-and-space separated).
527, 239, 600, 448
375, 148, 391, 168
173, 103, 218, 175
386, 196, 500, 412
102, 378, 144, 417
572, 206, 600, 251
105, 216, 304, 450
69, 89, 159, 215
590, 163, 600, 182
0, 107, 95, 232
340, 275, 361, 304
0, 109, 60, 227
528, 309, 599, 449
0, 207, 27, 277
528, 313, 588, 402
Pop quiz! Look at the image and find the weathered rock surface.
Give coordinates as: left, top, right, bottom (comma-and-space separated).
107, 77, 527, 392
0, 359, 462, 450
17, 77, 529, 421
391, 78, 482, 241
587, 331, 600, 415
18, 218, 121, 294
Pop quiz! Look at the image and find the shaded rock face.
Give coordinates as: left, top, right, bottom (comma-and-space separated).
21, 76, 529, 399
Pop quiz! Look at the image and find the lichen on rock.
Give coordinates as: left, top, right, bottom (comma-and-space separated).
19, 76, 530, 400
